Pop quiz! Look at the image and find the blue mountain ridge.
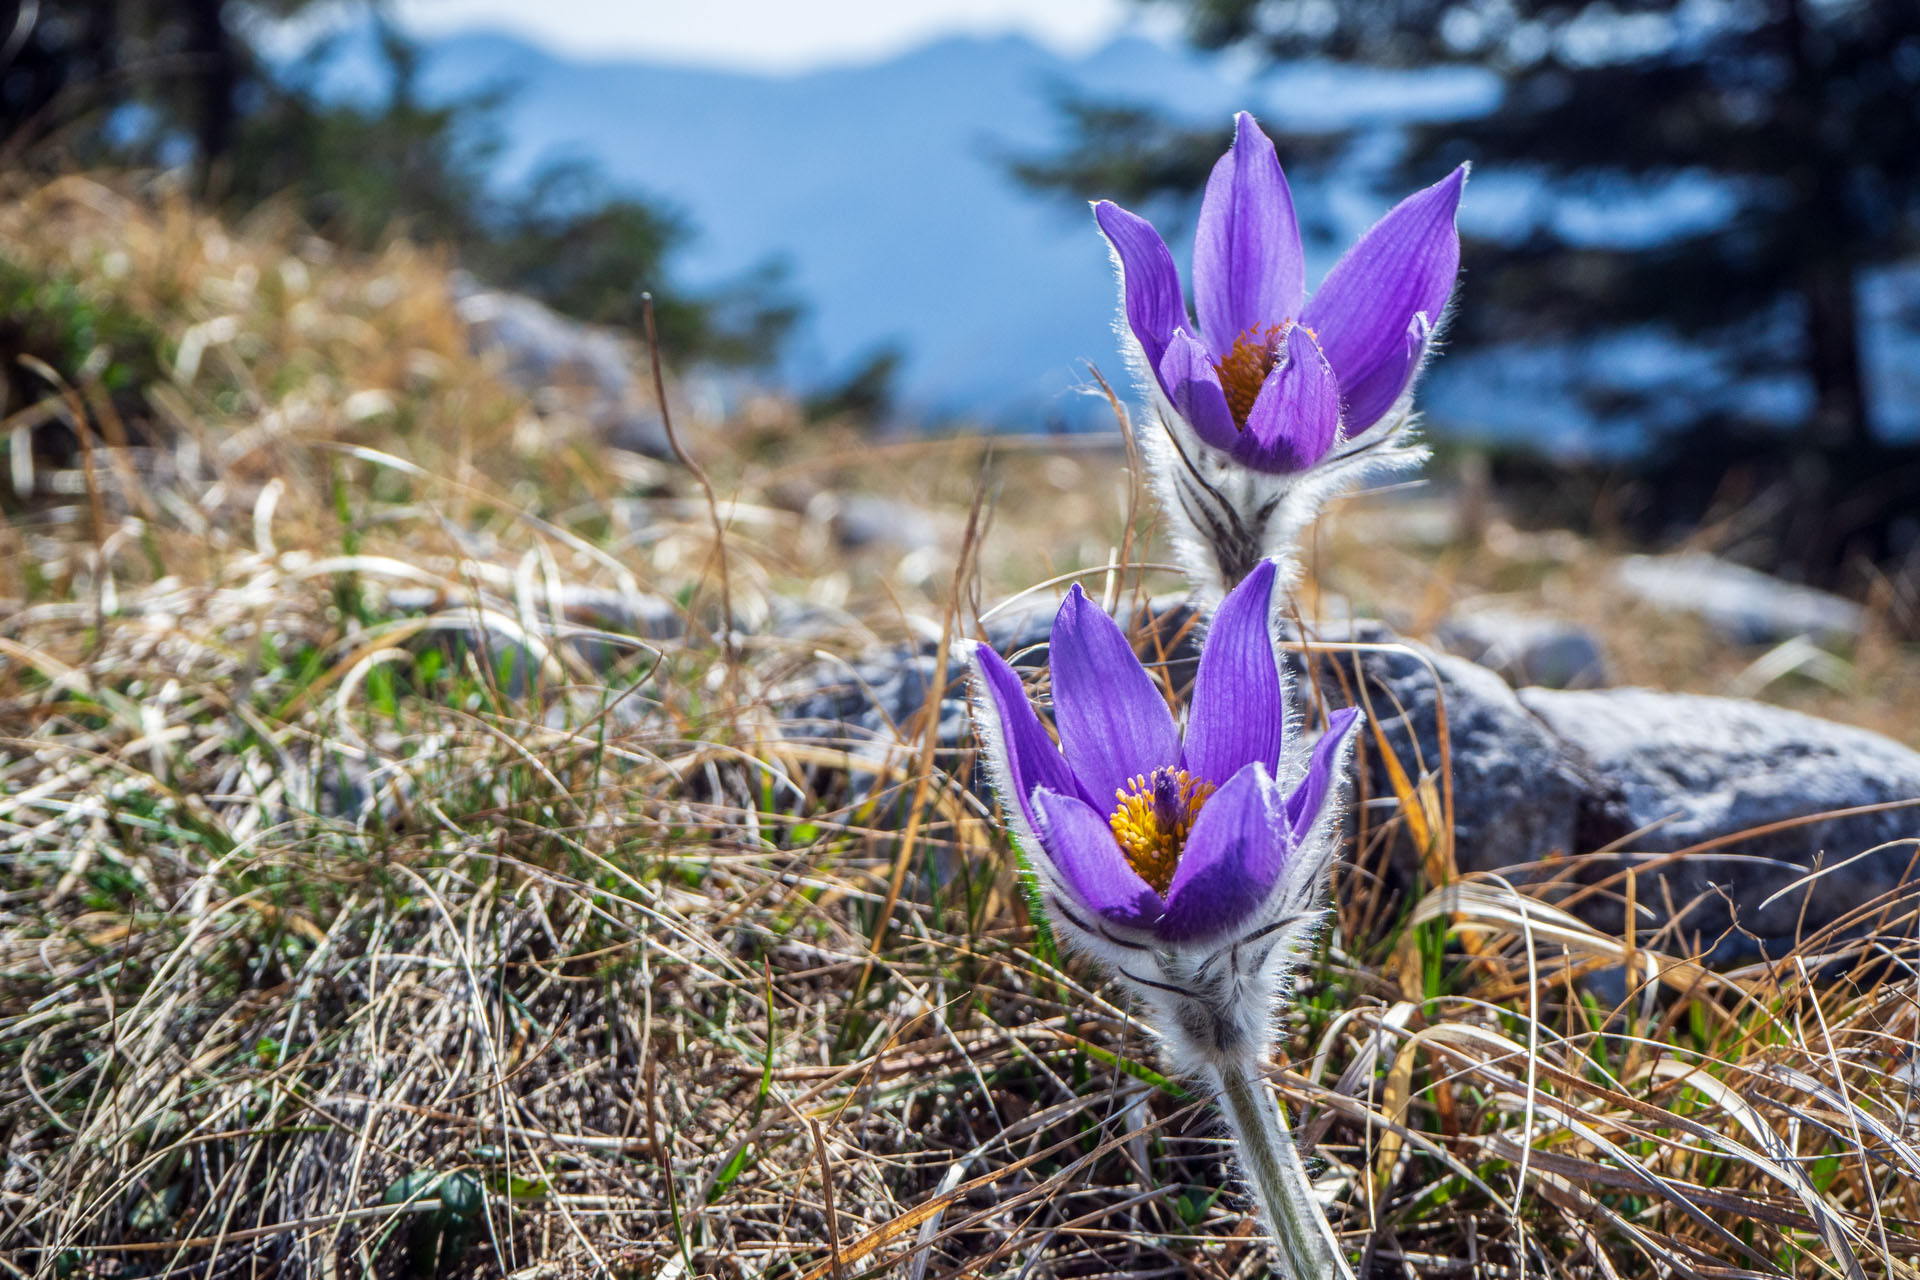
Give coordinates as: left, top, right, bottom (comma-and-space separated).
385, 27, 1498, 429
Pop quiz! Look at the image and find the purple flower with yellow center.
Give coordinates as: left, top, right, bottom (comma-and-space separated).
969, 560, 1361, 951
968, 558, 1365, 1278
1096, 111, 1466, 475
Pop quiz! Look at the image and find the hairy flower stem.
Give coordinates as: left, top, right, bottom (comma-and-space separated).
1210, 1053, 1354, 1280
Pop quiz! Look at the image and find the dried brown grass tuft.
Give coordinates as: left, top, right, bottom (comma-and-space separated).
1, 175, 1917, 1279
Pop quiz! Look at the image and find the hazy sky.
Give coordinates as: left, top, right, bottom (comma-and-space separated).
390, 0, 1147, 71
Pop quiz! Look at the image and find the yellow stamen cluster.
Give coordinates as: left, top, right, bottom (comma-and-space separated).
1108, 768, 1216, 895
1211, 321, 1320, 429
1214, 323, 1288, 427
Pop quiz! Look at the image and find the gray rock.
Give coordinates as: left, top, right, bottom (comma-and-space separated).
383, 583, 682, 641
775, 595, 1188, 781
1519, 687, 1920, 961
759, 595, 866, 646
808, 491, 941, 555
1434, 605, 1608, 688
384, 583, 681, 691
1616, 552, 1864, 645
776, 603, 1920, 962
1290, 620, 1593, 878
1297, 641, 1917, 959
776, 606, 1594, 879
453, 279, 670, 457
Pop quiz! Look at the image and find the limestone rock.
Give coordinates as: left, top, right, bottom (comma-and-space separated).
1616, 552, 1863, 645
1518, 686, 1920, 960
454, 279, 670, 457
1434, 605, 1607, 688
774, 603, 1920, 963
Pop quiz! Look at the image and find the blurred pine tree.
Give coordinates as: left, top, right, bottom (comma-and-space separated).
1018, 0, 1920, 572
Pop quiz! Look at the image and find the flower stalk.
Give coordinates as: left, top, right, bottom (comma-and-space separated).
1211, 1052, 1353, 1280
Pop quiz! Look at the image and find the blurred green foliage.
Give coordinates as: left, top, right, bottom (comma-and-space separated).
0, 258, 165, 404
802, 343, 903, 422
0, 2, 797, 367
0, 257, 169, 490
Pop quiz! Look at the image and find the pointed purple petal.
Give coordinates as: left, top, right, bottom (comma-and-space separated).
1285, 706, 1363, 834
1341, 310, 1433, 438
1194, 112, 1305, 357
1032, 788, 1165, 927
1302, 165, 1465, 431
1235, 325, 1340, 472
1157, 328, 1241, 450
1095, 200, 1187, 372
1157, 762, 1287, 942
1182, 559, 1285, 785
1050, 585, 1182, 809
971, 642, 1084, 833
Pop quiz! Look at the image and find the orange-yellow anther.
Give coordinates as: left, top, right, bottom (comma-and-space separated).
1214, 323, 1288, 427
1108, 767, 1216, 895
1211, 321, 1318, 429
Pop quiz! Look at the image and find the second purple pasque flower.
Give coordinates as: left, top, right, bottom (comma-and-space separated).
1097, 111, 1466, 475
970, 560, 1360, 949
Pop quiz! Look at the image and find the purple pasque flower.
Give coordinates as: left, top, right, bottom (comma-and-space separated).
968, 559, 1361, 949
1095, 111, 1466, 475
971, 559, 1366, 1275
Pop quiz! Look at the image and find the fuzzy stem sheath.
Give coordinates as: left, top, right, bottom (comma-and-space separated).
1210, 1052, 1353, 1280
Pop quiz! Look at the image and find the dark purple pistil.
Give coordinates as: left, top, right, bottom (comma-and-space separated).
1150, 768, 1185, 832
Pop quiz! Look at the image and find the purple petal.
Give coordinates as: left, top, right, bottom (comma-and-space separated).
1284, 706, 1363, 834
1302, 165, 1465, 432
1032, 788, 1165, 928
1095, 200, 1187, 373
1156, 762, 1287, 942
1194, 112, 1305, 358
1157, 328, 1241, 450
1182, 559, 1285, 785
1342, 311, 1434, 438
1050, 585, 1182, 808
1236, 325, 1340, 472
971, 642, 1084, 833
